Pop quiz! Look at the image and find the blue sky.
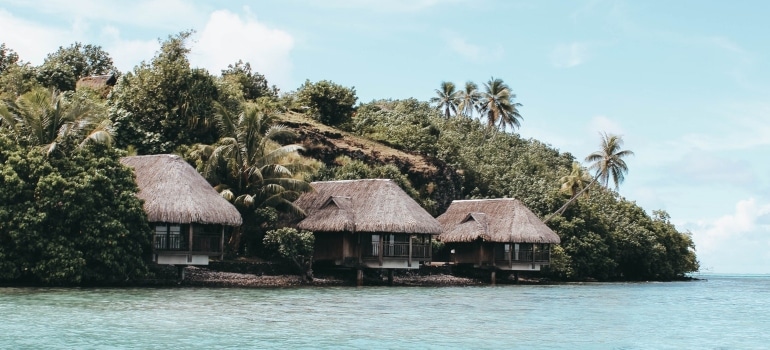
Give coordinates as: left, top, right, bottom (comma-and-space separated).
2, 0, 769, 273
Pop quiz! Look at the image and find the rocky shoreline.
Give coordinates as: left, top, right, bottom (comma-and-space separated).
178, 266, 486, 287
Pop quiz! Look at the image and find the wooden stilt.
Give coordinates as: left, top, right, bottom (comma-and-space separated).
490, 270, 496, 285
388, 270, 394, 285
514, 271, 519, 283
177, 265, 185, 281
356, 268, 364, 287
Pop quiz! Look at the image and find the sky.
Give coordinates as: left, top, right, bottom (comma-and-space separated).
2, 0, 769, 274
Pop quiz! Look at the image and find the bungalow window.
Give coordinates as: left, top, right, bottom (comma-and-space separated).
154, 223, 185, 250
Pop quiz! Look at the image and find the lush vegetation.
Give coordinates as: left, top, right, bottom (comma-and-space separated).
0, 32, 697, 284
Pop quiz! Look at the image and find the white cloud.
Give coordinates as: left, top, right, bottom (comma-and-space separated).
588, 115, 624, 135
686, 198, 770, 273
0, 9, 73, 65
443, 32, 503, 63
99, 26, 159, 73
551, 42, 590, 68
190, 9, 294, 89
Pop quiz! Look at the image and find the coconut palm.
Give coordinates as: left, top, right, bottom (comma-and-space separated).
545, 133, 634, 222
479, 77, 522, 131
0, 87, 112, 154
586, 132, 634, 190
198, 100, 313, 216
191, 100, 314, 254
430, 81, 460, 118
457, 81, 481, 118
559, 162, 593, 198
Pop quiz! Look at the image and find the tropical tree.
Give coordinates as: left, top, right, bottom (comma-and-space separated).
191, 100, 314, 254
36, 42, 117, 91
294, 79, 357, 126
109, 31, 219, 154
0, 87, 112, 154
263, 227, 315, 281
479, 77, 522, 130
430, 81, 459, 118
586, 132, 634, 189
545, 132, 634, 222
559, 162, 593, 198
457, 81, 481, 118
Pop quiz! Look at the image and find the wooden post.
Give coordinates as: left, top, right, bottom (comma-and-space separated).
387, 269, 393, 285
378, 234, 384, 267
220, 226, 225, 260
408, 235, 413, 268
532, 244, 537, 269
514, 271, 519, 283
490, 270, 496, 285
356, 268, 364, 287
188, 224, 194, 253
177, 265, 185, 281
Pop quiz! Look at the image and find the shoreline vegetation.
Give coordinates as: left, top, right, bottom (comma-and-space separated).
0, 34, 698, 287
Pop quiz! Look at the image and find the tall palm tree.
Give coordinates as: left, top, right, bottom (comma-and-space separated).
0, 87, 112, 154
479, 77, 522, 131
586, 132, 634, 190
545, 132, 634, 222
430, 81, 459, 118
457, 81, 481, 118
191, 100, 314, 253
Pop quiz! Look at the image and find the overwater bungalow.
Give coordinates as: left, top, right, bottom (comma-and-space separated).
121, 155, 242, 268
294, 179, 442, 285
437, 198, 561, 282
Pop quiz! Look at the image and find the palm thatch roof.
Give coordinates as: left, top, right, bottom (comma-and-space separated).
120, 154, 242, 226
76, 74, 116, 89
295, 179, 441, 234
437, 199, 560, 244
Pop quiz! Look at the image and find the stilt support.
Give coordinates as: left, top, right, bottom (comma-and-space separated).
356, 268, 364, 287
490, 270, 496, 285
387, 270, 394, 285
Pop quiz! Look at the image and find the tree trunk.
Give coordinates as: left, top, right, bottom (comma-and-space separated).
544, 177, 598, 223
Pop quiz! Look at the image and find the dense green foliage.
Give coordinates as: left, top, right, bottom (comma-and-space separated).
0, 135, 152, 285
37, 42, 116, 92
186, 100, 314, 256
0, 35, 698, 283
348, 98, 697, 280
263, 227, 315, 281
293, 79, 357, 126
108, 32, 220, 154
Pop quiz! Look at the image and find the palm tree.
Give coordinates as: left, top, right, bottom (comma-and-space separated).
479, 77, 522, 131
586, 132, 634, 190
559, 162, 593, 198
430, 81, 459, 118
545, 132, 634, 222
192, 100, 314, 253
0, 87, 112, 154
457, 81, 481, 118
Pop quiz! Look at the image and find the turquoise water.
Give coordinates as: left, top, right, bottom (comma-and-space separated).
1, 274, 769, 349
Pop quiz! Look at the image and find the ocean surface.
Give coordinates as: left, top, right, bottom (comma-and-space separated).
1, 274, 768, 349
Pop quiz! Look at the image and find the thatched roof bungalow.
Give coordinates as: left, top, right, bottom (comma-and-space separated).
295, 179, 441, 276
438, 199, 560, 274
76, 74, 117, 97
121, 154, 242, 265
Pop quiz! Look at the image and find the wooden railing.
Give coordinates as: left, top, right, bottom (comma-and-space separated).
154, 234, 221, 253
367, 243, 431, 259
495, 249, 551, 263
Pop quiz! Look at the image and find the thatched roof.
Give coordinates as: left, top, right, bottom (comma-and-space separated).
120, 154, 242, 226
437, 199, 560, 244
295, 179, 442, 234
76, 74, 117, 89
